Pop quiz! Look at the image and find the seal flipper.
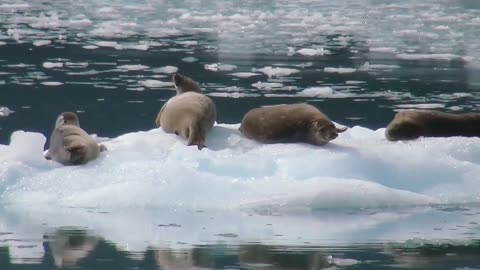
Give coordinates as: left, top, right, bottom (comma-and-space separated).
65, 142, 88, 165
186, 124, 206, 150
44, 150, 52, 160
99, 144, 107, 152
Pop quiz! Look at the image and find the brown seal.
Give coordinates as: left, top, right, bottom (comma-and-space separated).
45, 112, 107, 165
155, 73, 216, 150
239, 103, 347, 145
385, 109, 480, 141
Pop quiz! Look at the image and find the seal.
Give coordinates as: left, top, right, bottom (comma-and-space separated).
155, 73, 216, 150
385, 109, 480, 141
239, 103, 347, 145
45, 112, 107, 165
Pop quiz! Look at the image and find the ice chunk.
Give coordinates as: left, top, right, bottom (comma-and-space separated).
253, 66, 299, 78
139, 80, 173, 88
43, 62, 63, 69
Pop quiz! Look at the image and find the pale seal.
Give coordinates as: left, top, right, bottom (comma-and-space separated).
155, 73, 216, 150
45, 112, 107, 165
385, 109, 480, 141
239, 103, 347, 145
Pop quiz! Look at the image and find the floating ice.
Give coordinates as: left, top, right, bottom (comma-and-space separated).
296, 48, 328, 56
0, 106, 14, 117
65, 62, 89, 68
139, 79, 173, 88
252, 82, 284, 89
95, 41, 121, 49
181, 57, 198, 63
124, 44, 149, 51
153, 66, 178, 74
117, 64, 149, 71
3, 124, 480, 211
0, 41, 6, 46
396, 53, 464, 61
324, 67, 357, 74
253, 66, 300, 78
33, 40, 51, 46
298, 87, 335, 97
230, 72, 260, 78
205, 63, 237, 72
42, 62, 63, 69
175, 40, 198, 46
396, 103, 445, 109
369, 47, 397, 53
82, 45, 98, 50
40, 81, 63, 86
359, 62, 400, 71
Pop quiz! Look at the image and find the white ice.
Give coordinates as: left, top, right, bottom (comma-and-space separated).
205, 63, 237, 72
42, 62, 63, 69
0, 106, 14, 117
153, 65, 178, 74
139, 79, 173, 88
324, 67, 357, 74
40, 81, 63, 86
117, 64, 149, 71
3, 124, 480, 211
33, 40, 51, 47
253, 66, 300, 78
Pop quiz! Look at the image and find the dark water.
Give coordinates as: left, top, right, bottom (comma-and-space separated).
3, 0, 480, 269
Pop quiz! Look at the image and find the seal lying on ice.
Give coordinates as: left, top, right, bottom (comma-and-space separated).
45, 112, 106, 165
385, 109, 480, 141
239, 103, 347, 145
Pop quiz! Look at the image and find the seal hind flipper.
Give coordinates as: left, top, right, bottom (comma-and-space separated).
186, 124, 206, 150
65, 142, 88, 165
99, 144, 107, 152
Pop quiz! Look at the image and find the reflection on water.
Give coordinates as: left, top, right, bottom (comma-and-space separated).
2, 227, 480, 270
2, 205, 480, 269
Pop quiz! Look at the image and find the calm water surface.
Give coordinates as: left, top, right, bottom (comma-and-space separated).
2, 0, 480, 269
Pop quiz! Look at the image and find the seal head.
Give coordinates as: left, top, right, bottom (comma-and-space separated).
172, 73, 202, 95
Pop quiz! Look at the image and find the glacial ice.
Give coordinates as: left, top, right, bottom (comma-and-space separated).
1, 124, 480, 212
